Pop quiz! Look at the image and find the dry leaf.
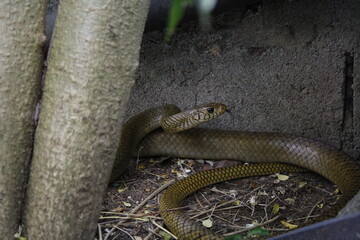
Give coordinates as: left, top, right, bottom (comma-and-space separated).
111, 206, 125, 212
177, 159, 185, 165
298, 181, 307, 188
145, 204, 156, 209
205, 160, 214, 166
229, 190, 238, 197
258, 190, 269, 196
248, 196, 257, 207
159, 174, 168, 179
118, 187, 127, 193
276, 186, 286, 195
285, 198, 295, 204
202, 218, 213, 228
246, 220, 258, 228
186, 160, 195, 167
272, 203, 280, 214
172, 169, 184, 178
246, 223, 256, 228
137, 163, 146, 170
277, 174, 289, 181
281, 220, 298, 229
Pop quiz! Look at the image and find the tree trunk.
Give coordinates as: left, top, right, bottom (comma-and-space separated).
0, 0, 46, 238
24, 1, 149, 239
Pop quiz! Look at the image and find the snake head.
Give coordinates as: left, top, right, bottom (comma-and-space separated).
161, 103, 227, 133
191, 103, 227, 122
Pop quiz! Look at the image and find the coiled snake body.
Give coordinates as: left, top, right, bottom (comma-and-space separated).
110, 103, 360, 240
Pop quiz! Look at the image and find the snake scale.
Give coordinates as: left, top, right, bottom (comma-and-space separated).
110, 103, 360, 240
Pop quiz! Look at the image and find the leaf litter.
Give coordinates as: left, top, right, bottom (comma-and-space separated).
98, 157, 338, 240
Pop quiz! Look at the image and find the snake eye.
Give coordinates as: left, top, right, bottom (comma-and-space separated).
206, 107, 214, 114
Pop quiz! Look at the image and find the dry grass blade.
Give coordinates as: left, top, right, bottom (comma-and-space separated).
100, 158, 337, 240
103, 179, 176, 240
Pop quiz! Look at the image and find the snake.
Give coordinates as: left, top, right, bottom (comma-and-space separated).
109, 103, 360, 240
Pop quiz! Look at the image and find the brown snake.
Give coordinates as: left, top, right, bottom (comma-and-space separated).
110, 103, 360, 240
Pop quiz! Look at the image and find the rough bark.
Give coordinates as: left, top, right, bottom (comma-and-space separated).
0, 0, 46, 238
24, 0, 149, 239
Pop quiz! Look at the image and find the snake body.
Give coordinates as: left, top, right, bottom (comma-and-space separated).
110, 104, 360, 240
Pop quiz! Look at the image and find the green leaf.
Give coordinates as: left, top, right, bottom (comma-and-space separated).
246, 227, 270, 238
159, 231, 173, 240
272, 203, 280, 214
224, 235, 243, 240
165, 0, 194, 42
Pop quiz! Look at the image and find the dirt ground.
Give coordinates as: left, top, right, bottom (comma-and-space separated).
97, 2, 345, 240
98, 157, 338, 240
